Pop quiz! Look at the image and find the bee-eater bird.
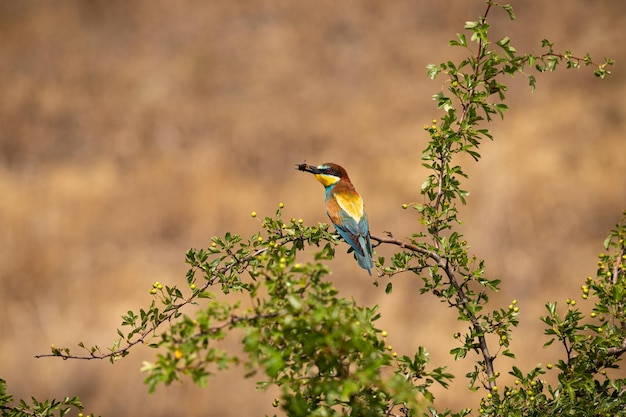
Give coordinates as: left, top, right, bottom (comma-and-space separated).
297, 162, 374, 275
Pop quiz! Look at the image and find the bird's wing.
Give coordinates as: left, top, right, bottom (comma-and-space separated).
326, 194, 373, 274
333, 212, 367, 257
326, 194, 366, 254
334, 193, 364, 221
336, 213, 373, 274
358, 215, 373, 256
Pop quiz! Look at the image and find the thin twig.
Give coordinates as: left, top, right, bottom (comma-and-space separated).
371, 234, 495, 388
35, 248, 269, 361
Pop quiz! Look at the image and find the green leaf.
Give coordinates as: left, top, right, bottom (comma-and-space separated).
450, 33, 468, 48
501, 349, 515, 358
501, 4, 516, 20
426, 63, 441, 79
603, 234, 613, 249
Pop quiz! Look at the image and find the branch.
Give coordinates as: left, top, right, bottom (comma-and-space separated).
371, 234, 496, 388
607, 337, 626, 358
612, 245, 626, 347
371, 234, 433, 259
35, 248, 269, 361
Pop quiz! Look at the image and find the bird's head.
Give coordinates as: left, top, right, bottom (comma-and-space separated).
296, 162, 350, 187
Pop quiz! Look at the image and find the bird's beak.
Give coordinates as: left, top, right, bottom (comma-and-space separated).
295, 163, 322, 175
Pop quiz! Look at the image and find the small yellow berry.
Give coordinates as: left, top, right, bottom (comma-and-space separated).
174, 349, 183, 359
492, 386, 498, 392
570, 299, 576, 306
547, 363, 553, 369
150, 289, 157, 295
382, 331, 388, 337
511, 299, 517, 305
251, 211, 257, 218
190, 283, 196, 290
402, 203, 408, 209
298, 218, 304, 224
386, 345, 393, 351
513, 307, 519, 313
279, 202, 284, 208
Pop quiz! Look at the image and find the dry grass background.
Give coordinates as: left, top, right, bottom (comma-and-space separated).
0, 1, 625, 416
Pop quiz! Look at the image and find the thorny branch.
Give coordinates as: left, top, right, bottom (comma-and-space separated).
371, 234, 496, 389
384, 1, 499, 389
34, 248, 269, 361
609, 246, 626, 356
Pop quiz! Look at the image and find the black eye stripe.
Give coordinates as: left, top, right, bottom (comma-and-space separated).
317, 163, 343, 178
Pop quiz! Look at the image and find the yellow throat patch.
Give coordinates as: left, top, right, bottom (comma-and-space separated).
314, 173, 340, 187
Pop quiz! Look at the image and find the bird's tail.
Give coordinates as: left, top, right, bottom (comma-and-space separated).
354, 235, 374, 275
354, 252, 373, 275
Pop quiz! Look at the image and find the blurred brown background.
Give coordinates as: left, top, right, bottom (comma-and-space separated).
0, 1, 624, 416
